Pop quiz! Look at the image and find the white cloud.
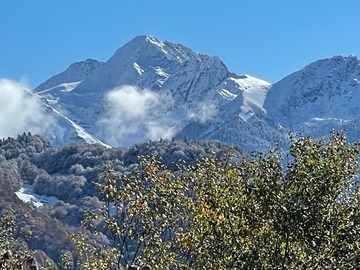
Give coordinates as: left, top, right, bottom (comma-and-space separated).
0, 78, 59, 139
188, 102, 218, 124
97, 85, 177, 146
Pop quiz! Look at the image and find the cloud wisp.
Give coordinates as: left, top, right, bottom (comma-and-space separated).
0, 78, 59, 140
188, 102, 218, 124
97, 85, 177, 146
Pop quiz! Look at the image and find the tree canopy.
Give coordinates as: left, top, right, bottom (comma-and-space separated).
73, 132, 360, 269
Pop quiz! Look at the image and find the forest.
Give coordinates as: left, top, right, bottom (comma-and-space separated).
0, 132, 359, 269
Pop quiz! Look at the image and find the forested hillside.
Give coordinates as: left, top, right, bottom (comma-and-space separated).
1, 132, 359, 269
0, 133, 243, 269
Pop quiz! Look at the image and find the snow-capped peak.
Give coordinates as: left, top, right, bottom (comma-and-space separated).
106, 35, 218, 66
70, 34, 230, 94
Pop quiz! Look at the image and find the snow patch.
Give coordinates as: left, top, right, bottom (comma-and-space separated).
154, 66, 170, 78
40, 94, 59, 105
133, 62, 144, 75
15, 184, 59, 208
146, 36, 166, 50
146, 36, 170, 57
153, 66, 170, 86
217, 88, 237, 100
310, 117, 351, 123
230, 75, 271, 88
36, 81, 82, 94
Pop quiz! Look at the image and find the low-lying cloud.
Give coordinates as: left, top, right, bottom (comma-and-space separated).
188, 102, 218, 124
97, 85, 177, 146
0, 78, 59, 140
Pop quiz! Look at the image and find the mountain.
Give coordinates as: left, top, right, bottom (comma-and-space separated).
264, 55, 360, 142
33, 35, 360, 152
34, 35, 284, 152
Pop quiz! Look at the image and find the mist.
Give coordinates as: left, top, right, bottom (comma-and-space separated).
188, 102, 218, 124
97, 85, 177, 146
0, 78, 59, 140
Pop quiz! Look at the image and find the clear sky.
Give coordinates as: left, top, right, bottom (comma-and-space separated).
1, 0, 360, 88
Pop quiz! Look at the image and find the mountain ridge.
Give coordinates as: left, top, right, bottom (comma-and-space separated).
32, 35, 360, 152
36, 58, 104, 93
264, 54, 360, 142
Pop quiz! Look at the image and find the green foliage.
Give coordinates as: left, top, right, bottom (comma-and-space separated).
0, 209, 36, 269
69, 233, 119, 269
74, 132, 360, 269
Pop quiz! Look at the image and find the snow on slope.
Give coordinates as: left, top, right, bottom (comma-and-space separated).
231, 75, 271, 122
175, 74, 288, 152
70, 35, 230, 95
18, 85, 109, 146
266, 55, 360, 122
35, 82, 82, 105
40, 101, 110, 147
35, 59, 104, 92
265, 55, 360, 142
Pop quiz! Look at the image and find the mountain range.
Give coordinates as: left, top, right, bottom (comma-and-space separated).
3, 36, 360, 268
32, 35, 360, 152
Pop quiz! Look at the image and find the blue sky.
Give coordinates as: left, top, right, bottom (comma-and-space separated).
1, 0, 360, 87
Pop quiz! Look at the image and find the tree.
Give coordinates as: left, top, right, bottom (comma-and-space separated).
74, 131, 360, 269
0, 209, 38, 270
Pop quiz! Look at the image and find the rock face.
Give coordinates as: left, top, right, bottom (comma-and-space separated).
33, 35, 360, 152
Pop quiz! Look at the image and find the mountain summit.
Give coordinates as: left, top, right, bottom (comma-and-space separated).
33, 36, 360, 152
